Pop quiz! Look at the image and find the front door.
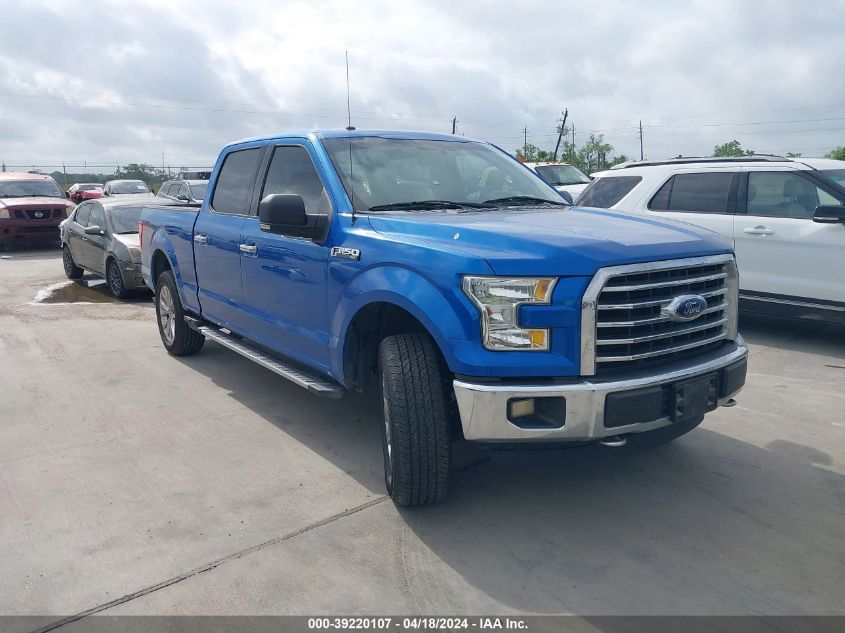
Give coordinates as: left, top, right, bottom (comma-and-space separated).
83, 203, 108, 275
68, 202, 92, 268
239, 143, 333, 372
735, 169, 845, 303
194, 145, 264, 330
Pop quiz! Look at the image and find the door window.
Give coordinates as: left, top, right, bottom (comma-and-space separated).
746, 172, 839, 219
88, 205, 106, 231
210, 147, 263, 215
649, 172, 733, 213
75, 203, 92, 227
261, 146, 330, 214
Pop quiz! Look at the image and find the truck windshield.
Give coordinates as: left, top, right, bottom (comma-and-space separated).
534, 164, 590, 186
189, 183, 208, 200
0, 179, 64, 198
322, 136, 564, 211
110, 181, 150, 194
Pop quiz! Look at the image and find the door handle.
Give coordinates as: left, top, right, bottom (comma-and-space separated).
743, 226, 774, 236
193, 234, 208, 244
239, 244, 258, 254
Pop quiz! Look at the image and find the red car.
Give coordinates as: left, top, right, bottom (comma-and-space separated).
66, 182, 103, 204
0, 172, 75, 251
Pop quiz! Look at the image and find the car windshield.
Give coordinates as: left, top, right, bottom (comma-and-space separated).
110, 181, 150, 194
818, 169, 845, 191
108, 206, 143, 233
534, 164, 590, 186
189, 183, 208, 200
0, 179, 64, 198
322, 136, 563, 211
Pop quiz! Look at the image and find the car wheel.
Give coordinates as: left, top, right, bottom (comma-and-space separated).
378, 333, 451, 506
62, 245, 83, 279
106, 258, 130, 298
155, 270, 204, 356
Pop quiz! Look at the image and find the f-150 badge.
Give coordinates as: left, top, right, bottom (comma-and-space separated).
330, 247, 361, 261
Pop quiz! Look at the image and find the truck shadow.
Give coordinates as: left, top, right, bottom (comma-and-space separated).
173, 318, 845, 614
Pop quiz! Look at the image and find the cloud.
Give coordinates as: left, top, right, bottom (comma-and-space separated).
1, 0, 844, 172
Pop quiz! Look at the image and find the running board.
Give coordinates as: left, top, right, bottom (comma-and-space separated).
192, 321, 344, 399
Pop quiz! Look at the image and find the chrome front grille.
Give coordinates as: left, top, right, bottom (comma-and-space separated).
580, 255, 739, 375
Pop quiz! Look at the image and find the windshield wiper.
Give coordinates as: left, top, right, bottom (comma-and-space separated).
117, 230, 139, 234
482, 195, 568, 206
367, 200, 489, 211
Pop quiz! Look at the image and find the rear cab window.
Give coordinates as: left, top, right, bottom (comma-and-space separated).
210, 147, 264, 215
577, 176, 642, 208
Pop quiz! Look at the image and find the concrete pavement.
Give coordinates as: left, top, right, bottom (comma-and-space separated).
1, 248, 843, 624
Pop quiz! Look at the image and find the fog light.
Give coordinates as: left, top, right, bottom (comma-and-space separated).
508, 398, 536, 419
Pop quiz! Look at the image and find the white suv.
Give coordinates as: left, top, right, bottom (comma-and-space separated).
580, 156, 845, 322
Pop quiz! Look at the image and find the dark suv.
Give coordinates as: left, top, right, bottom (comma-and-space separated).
0, 172, 75, 250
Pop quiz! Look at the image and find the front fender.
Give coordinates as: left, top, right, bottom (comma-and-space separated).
329, 265, 478, 380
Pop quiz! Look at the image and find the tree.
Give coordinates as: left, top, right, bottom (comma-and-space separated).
516, 144, 553, 162
713, 140, 753, 157
826, 146, 845, 160
787, 152, 802, 157
576, 133, 613, 173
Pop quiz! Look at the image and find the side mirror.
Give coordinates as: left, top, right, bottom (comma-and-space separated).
65, 192, 70, 199
813, 205, 845, 224
84, 225, 105, 236
558, 190, 574, 205
176, 194, 191, 202
258, 193, 326, 239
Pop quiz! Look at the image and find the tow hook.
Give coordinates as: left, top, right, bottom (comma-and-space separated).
600, 435, 628, 448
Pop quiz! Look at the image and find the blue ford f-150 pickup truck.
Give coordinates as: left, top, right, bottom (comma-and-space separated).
139, 129, 748, 506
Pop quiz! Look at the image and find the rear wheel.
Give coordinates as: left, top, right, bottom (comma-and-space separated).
106, 258, 129, 298
378, 333, 451, 506
62, 245, 83, 279
155, 270, 204, 356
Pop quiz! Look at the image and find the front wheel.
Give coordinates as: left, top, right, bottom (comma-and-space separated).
106, 258, 129, 298
155, 270, 204, 356
378, 333, 451, 506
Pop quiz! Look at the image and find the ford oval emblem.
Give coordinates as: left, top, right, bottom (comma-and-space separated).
662, 294, 708, 322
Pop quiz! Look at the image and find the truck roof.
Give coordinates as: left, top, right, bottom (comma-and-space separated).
224, 129, 475, 150
0, 171, 56, 181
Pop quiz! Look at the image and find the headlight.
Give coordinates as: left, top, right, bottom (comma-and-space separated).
462, 276, 556, 351
0, 208, 9, 220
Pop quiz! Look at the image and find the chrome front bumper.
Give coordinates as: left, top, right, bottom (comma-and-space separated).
453, 336, 747, 442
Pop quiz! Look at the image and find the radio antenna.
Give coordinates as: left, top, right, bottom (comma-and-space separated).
345, 50, 356, 221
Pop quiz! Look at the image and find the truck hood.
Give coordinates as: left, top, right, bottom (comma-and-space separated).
366, 206, 732, 276
0, 196, 69, 208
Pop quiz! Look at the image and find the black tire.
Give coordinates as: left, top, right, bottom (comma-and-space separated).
155, 270, 204, 356
106, 258, 130, 298
62, 245, 83, 279
378, 333, 451, 506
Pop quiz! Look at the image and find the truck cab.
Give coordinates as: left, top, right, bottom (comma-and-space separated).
140, 130, 747, 506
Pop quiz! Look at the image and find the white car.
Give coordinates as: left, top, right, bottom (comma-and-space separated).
579, 156, 845, 322
523, 161, 591, 200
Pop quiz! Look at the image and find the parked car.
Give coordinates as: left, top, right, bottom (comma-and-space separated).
102, 179, 151, 197
60, 198, 154, 297
156, 179, 208, 204
66, 182, 103, 204
524, 161, 591, 199
139, 130, 747, 506
0, 172, 75, 251
582, 156, 845, 323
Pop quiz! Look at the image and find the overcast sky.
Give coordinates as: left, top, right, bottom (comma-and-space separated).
1, 0, 844, 172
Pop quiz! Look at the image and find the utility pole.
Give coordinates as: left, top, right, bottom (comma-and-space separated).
571, 125, 576, 161
62, 163, 68, 189
552, 108, 568, 162
451, 117, 457, 134
1, 161, 5, 173
523, 126, 528, 158
638, 120, 644, 160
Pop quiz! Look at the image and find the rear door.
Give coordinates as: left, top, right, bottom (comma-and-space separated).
194, 145, 265, 331
238, 142, 333, 370
645, 170, 739, 245
734, 168, 845, 303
